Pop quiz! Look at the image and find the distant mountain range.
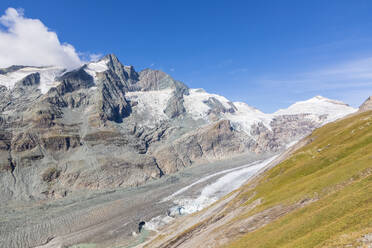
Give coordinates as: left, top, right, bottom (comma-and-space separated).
0, 54, 357, 201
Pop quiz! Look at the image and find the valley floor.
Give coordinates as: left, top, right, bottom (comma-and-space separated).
0, 153, 272, 248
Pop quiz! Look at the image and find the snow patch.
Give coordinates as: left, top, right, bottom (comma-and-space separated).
274, 95, 357, 123
224, 101, 273, 134
0, 66, 65, 94
184, 88, 234, 119
125, 89, 173, 126
183, 89, 274, 134
84, 59, 109, 83
38, 67, 65, 94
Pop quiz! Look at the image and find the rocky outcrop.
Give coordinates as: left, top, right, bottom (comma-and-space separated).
250, 114, 320, 153
359, 96, 372, 112
164, 93, 187, 118
154, 120, 249, 174
98, 71, 131, 122
104, 54, 139, 89
204, 97, 236, 115
15, 72, 40, 87
0, 130, 12, 172
136, 69, 188, 93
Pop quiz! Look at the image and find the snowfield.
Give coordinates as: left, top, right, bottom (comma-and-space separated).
274, 95, 357, 123
182, 90, 356, 135
84, 58, 109, 83
184, 88, 234, 119
0, 66, 65, 94
0, 59, 110, 95
125, 89, 174, 126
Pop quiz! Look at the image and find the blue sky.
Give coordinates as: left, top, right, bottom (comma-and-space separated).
1, 0, 372, 112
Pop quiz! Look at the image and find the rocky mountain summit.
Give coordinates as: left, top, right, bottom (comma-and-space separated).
0, 54, 357, 201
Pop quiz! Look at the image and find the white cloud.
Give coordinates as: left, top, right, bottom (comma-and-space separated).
0, 8, 83, 69
89, 53, 103, 62
260, 56, 372, 85
257, 56, 372, 107
303, 57, 372, 81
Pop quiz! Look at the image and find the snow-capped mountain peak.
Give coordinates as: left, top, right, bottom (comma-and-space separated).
310, 95, 350, 106
0, 55, 358, 135
273, 95, 356, 121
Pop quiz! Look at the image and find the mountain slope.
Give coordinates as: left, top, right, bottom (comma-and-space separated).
143, 109, 372, 248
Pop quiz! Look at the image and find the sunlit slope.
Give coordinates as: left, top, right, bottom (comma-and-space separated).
226, 110, 372, 248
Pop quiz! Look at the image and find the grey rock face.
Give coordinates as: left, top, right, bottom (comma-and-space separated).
136, 69, 188, 93
104, 54, 139, 89
359, 96, 372, 112
0, 54, 356, 202
164, 93, 186, 118
15, 72, 40, 87
153, 120, 248, 174
203, 97, 236, 115
249, 114, 319, 153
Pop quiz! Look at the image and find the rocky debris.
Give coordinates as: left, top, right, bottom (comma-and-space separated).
0, 130, 12, 172
41, 167, 61, 182
358, 233, 372, 246
359, 96, 372, 112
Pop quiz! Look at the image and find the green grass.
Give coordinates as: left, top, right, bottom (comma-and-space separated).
225, 111, 372, 248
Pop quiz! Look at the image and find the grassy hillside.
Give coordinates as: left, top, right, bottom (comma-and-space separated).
225, 110, 372, 247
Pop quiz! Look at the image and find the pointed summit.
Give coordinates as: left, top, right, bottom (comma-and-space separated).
359, 96, 372, 112
102, 53, 120, 63
102, 53, 123, 71
100, 54, 139, 84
